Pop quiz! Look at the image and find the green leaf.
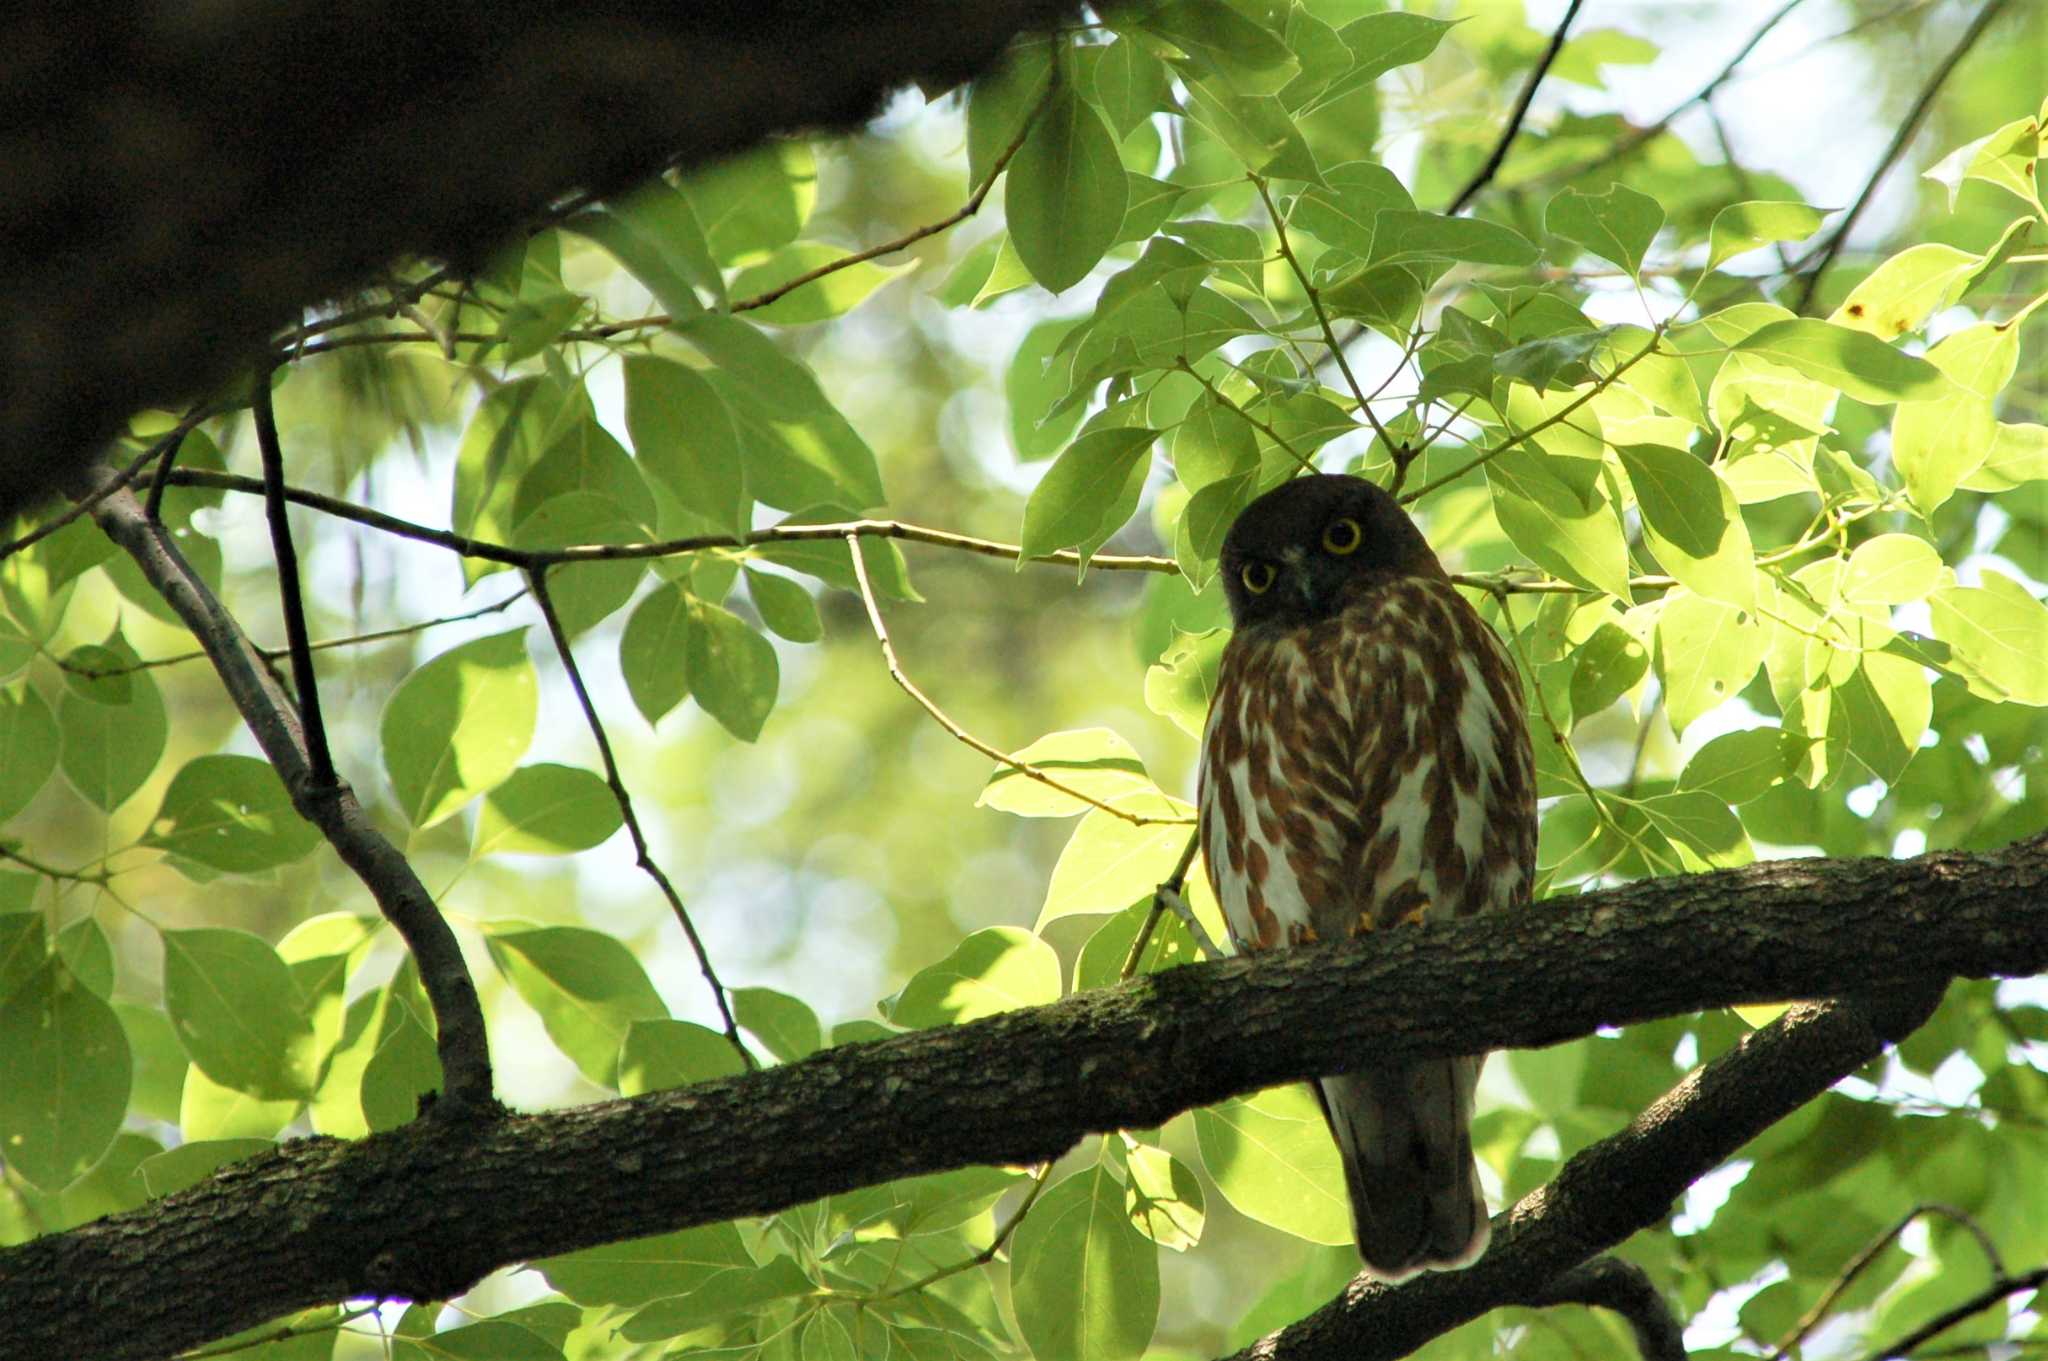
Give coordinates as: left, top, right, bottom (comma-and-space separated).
1635, 791, 1753, 870
750, 509, 919, 601
1010, 1162, 1159, 1361
0, 959, 130, 1191
1960, 420, 2048, 492
1924, 113, 2046, 209
484, 923, 668, 1086
1929, 572, 2048, 705
744, 567, 823, 643
618, 1256, 817, 1341
1569, 621, 1649, 719
1144, 626, 1226, 737
671, 312, 885, 511
114, 1003, 186, 1125
1181, 80, 1320, 182
1368, 211, 1539, 269
474, 763, 623, 857
1008, 317, 1091, 461
1124, 1142, 1205, 1251
1655, 590, 1766, 737
137, 1139, 274, 1198
1830, 652, 1931, 787
618, 1019, 748, 1096
0, 912, 45, 1005
967, 42, 1054, 187
731, 241, 916, 324
1731, 319, 1949, 404
512, 494, 649, 637
732, 986, 821, 1062
57, 639, 167, 813
1613, 444, 1754, 608
1484, 451, 1633, 600
1892, 321, 2019, 513
0, 683, 58, 821
451, 376, 582, 582
977, 727, 1164, 818
882, 927, 1061, 1028
1091, 39, 1171, 138
536, 1222, 754, 1307
1008, 84, 1128, 294
57, 917, 112, 998
1020, 427, 1158, 562
1841, 534, 1944, 606
142, 755, 320, 874
1676, 727, 1807, 804
1314, 13, 1456, 107
381, 629, 537, 828
622, 355, 750, 536
1041, 808, 1196, 928
1828, 243, 1980, 340
1286, 160, 1414, 258
180, 1060, 297, 1141
619, 584, 693, 725
687, 601, 779, 741
1194, 1085, 1351, 1244
161, 928, 316, 1100
1545, 184, 1663, 277
1173, 393, 1261, 492
1139, 0, 1297, 94
358, 979, 442, 1133
1705, 200, 1827, 272
679, 141, 816, 265
278, 912, 376, 1091
491, 290, 584, 363
565, 184, 721, 315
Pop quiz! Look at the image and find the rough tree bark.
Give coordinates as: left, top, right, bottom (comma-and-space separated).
0, 1, 1093, 520
0, 833, 2041, 1361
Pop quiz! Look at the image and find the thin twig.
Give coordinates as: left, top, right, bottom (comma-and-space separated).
1772, 1204, 2008, 1360
1519, 1257, 1686, 1361
841, 532, 1191, 828
1121, 829, 1204, 980
1444, 0, 1588, 215
0, 419, 212, 565
1530, 0, 1809, 192
1791, 0, 2014, 313
1864, 1264, 2048, 1360
251, 370, 337, 792
1176, 360, 1315, 471
873, 1161, 1056, 1300
1397, 324, 1667, 504
1253, 174, 1395, 452
175, 1305, 382, 1360
728, 70, 1057, 316
524, 568, 756, 1072
53, 592, 529, 678
161, 469, 1182, 573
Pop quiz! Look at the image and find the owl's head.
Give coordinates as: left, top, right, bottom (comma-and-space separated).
1217, 473, 1443, 628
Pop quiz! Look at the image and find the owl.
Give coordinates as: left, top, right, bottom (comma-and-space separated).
1196, 473, 1536, 1280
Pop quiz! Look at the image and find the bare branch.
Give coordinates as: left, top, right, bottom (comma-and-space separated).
250, 371, 337, 792
525, 567, 755, 1071
1771, 1204, 2007, 1360
1443, 0, 1588, 215
83, 469, 496, 1112
1790, 0, 2015, 313
1520, 1257, 1687, 1361
843, 530, 1193, 827
1865, 1264, 2048, 1360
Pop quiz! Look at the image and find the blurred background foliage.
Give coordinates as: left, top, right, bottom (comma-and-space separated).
1, 1, 2045, 1359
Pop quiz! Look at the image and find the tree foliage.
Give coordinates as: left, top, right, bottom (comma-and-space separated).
1, 3, 2045, 1360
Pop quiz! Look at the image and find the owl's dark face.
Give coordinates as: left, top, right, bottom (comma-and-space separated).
1218, 474, 1441, 628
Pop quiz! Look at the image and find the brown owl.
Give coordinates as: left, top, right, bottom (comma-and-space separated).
1196, 473, 1536, 1280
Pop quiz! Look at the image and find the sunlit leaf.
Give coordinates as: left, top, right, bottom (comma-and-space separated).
142, 755, 320, 874
474, 763, 623, 857
1010, 1161, 1159, 1361
1706, 200, 1827, 272
978, 727, 1165, 818
1613, 444, 1754, 608
484, 923, 668, 1086
1545, 184, 1662, 277
1008, 85, 1128, 294
162, 928, 316, 1101
1731, 319, 1948, 404
0, 959, 129, 1191
882, 927, 1061, 1027
1041, 808, 1196, 928
1194, 1085, 1351, 1245
381, 629, 537, 828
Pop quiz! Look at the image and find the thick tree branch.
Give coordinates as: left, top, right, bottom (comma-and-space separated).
0, 835, 2042, 1361
83, 469, 496, 1112
0, 1, 1094, 521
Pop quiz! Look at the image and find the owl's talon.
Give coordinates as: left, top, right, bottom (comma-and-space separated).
1156, 884, 1225, 960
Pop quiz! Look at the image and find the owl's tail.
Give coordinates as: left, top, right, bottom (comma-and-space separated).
1320, 1057, 1490, 1281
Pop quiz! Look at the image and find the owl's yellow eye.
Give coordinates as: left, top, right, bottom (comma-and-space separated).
1241, 561, 1277, 594
1322, 517, 1363, 555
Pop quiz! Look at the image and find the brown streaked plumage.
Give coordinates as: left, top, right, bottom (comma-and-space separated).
1196, 473, 1536, 1282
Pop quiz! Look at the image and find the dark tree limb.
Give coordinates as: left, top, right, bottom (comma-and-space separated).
83, 468, 496, 1112
1520, 1257, 1687, 1361
0, 834, 2042, 1361
0, 1, 1092, 521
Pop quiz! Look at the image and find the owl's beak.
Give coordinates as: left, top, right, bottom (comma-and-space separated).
1281, 546, 1318, 609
